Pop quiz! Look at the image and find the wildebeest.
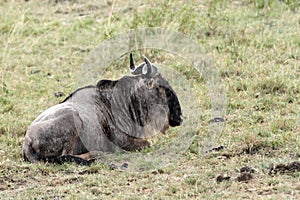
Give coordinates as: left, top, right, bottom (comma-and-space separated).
22, 53, 182, 165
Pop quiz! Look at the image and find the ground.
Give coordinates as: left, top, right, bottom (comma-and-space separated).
0, 0, 299, 199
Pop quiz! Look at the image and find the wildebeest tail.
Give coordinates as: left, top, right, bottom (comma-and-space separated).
41, 155, 95, 166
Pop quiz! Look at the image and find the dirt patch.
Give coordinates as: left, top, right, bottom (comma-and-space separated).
152, 169, 164, 175
241, 143, 278, 155
207, 145, 224, 153
0, 175, 28, 191
216, 175, 230, 183
208, 142, 279, 160
216, 166, 255, 183
237, 173, 253, 182
240, 166, 255, 173
269, 161, 300, 175
78, 165, 103, 175
237, 166, 255, 182
54, 91, 65, 98
47, 176, 83, 187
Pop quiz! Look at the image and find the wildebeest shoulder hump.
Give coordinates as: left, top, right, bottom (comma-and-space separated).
96, 79, 117, 90
60, 79, 117, 104
60, 85, 96, 103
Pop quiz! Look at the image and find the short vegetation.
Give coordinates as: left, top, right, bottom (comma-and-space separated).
0, 0, 299, 199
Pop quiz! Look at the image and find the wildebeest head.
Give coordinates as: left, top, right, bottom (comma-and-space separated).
105, 54, 183, 138
131, 53, 182, 127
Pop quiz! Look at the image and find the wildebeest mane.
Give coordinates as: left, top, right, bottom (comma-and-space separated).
60, 85, 96, 104
60, 79, 118, 104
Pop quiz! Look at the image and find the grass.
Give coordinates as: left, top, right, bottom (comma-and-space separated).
0, 0, 299, 199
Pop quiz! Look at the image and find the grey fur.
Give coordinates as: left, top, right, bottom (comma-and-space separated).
22, 54, 182, 164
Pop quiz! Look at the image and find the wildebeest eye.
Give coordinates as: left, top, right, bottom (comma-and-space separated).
146, 78, 154, 89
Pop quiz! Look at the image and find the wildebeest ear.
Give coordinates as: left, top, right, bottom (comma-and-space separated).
142, 63, 150, 76
96, 79, 117, 90
142, 55, 151, 76
165, 87, 183, 127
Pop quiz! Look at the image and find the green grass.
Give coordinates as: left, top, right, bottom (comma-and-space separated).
0, 0, 299, 199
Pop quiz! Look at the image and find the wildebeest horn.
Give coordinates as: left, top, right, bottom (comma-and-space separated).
130, 53, 135, 72
130, 53, 144, 75
143, 55, 151, 68
130, 54, 158, 76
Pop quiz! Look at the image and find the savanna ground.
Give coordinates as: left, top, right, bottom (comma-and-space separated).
0, 0, 299, 199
